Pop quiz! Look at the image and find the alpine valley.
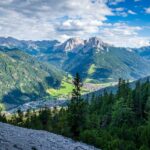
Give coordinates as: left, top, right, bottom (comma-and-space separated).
0, 36, 150, 108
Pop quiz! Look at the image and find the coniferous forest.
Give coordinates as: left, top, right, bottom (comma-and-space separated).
0, 74, 150, 150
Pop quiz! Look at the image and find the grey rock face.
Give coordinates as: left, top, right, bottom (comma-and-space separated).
0, 122, 99, 150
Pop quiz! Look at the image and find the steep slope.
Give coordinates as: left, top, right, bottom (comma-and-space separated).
34, 37, 150, 83
34, 38, 85, 68
0, 37, 59, 55
0, 122, 99, 150
55, 37, 85, 52
0, 37, 150, 84
0, 47, 64, 105
63, 37, 150, 83
134, 46, 150, 60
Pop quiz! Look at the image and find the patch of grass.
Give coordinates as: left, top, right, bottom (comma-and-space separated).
0, 103, 5, 111
47, 75, 117, 99
88, 64, 96, 75
47, 76, 91, 98
47, 77, 74, 98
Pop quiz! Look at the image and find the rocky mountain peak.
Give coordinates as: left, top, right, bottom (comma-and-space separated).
0, 37, 20, 47
80, 37, 110, 53
86, 37, 109, 48
59, 37, 85, 52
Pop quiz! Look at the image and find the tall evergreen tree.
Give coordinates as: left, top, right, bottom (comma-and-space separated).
67, 73, 87, 138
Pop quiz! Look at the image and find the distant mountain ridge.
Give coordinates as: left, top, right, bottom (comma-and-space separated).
0, 37, 60, 55
0, 36, 150, 84
1, 36, 150, 56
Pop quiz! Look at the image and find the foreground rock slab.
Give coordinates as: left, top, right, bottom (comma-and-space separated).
0, 122, 99, 150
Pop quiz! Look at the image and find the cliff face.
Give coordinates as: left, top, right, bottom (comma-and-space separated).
0, 122, 99, 150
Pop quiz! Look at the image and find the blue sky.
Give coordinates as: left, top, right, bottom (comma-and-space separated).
108, 0, 150, 26
0, 0, 150, 47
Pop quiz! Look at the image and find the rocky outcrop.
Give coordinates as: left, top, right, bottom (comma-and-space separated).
0, 122, 99, 150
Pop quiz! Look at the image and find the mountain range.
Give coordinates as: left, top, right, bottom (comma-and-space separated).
0, 37, 149, 81
0, 36, 150, 106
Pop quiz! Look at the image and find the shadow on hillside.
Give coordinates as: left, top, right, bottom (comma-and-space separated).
45, 76, 61, 88
1, 76, 63, 107
2, 82, 48, 106
2, 89, 38, 105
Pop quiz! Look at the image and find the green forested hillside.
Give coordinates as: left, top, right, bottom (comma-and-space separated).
1, 75, 150, 150
0, 48, 64, 105
63, 46, 150, 83
0, 38, 150, 104
0, 37, 150, 85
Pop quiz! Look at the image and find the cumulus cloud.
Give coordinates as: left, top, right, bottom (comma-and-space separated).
113, 7, 128, 17
0, 0, 149, 47
113, 8, 136, 17
145, 7, 150, 14
109, 0, 125, 5
98, 23, 150, 47
0, 0, 112, 40
128, 10, 136, 15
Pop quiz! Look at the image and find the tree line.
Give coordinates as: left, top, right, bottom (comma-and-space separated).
0, 73, 150, 150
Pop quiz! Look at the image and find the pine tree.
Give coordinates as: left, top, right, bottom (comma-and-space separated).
0, 112, 7, 123
16, 109, 24, 126
67, 73, 87, 138
133, 81, 143, 119
39, 107, 52, 131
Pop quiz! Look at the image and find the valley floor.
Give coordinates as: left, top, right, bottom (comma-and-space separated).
0, 122, 99, 150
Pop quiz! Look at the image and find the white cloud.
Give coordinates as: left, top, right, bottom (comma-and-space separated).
109, 0, 125, 5
145, 7, 150, 14
128, 10, 136, 15
0, 0, 113, 40
115, 7, 125, 11
114, 8, 136, 17
0, 0, 149, 48
98, 23, 150, 48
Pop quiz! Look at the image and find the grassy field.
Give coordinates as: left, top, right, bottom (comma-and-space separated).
47, 76, 90, 98
47, 79, 74, 98
47, 75, 117, 99
0, 103, 5, 111
46, 75, 76, 98
87, 64, 96, 75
